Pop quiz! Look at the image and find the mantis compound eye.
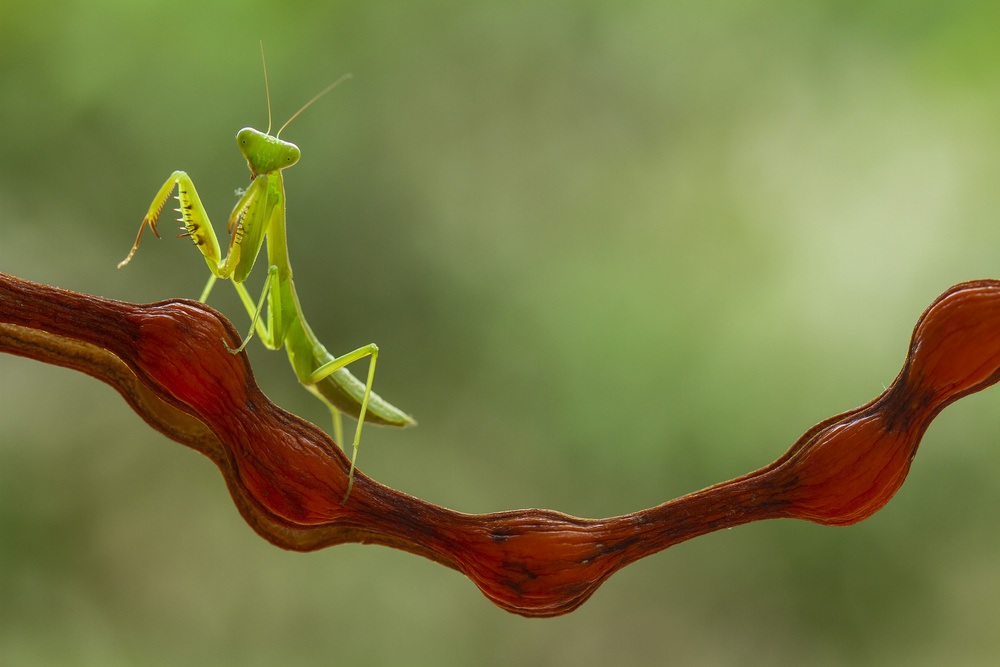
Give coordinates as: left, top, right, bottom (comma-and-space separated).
236, 127, 260, 147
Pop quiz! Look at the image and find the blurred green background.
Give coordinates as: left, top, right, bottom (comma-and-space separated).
3, 1, 1000, 664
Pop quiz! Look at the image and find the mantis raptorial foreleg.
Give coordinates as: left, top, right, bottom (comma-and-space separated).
118, 171, 224, 273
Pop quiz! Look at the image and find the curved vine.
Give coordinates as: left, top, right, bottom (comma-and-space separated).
2, 271, 999, 617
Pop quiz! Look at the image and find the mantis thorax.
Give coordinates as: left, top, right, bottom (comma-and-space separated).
237, 127, 300, 177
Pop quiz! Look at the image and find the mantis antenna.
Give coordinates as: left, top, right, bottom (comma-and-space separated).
277, 73, 353, 138
259, 41, 273, 135
258, 42, 352, 138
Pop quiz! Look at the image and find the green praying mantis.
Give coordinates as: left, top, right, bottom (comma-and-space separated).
118, 52, 414, 500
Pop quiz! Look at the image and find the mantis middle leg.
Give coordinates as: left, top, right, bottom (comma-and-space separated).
232, 268, 382, 501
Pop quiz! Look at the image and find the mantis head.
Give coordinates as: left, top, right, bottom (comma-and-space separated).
243, 44, 350, 178
237, 127, 301, 177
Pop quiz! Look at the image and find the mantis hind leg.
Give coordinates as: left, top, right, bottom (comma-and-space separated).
307, 343, 380, 502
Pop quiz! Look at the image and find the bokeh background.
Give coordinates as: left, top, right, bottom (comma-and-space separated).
3, 1, 1000, 665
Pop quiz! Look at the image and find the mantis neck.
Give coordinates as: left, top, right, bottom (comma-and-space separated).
264, 171, 293, 280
